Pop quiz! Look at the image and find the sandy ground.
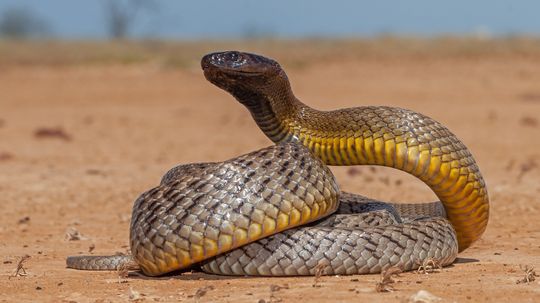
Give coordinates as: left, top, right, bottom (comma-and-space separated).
1, 41, 539, 302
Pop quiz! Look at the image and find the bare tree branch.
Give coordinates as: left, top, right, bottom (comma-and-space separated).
103, 0, 158, 40
0, 7, 52, 39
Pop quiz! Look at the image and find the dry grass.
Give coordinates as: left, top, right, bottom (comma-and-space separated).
516, 265, 539, 284
416, 258, 443, 274
517, 158, 538, 181
2, 37, 540, 69
64, 227, 86, 241
10, 255, 31, 278
117, 256, 140, 279
375, 266, 402, 292
193, 285, 215, 302
128, 287, 144, 302
262, 284, 289, 303
312, 262, 329, 287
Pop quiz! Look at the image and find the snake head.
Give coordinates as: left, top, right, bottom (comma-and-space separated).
202, 51, 281, 80
201, 51, 289, 106
201, 51, 292, 110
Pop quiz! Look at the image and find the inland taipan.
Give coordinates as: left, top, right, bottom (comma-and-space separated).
66, 51, 489, 276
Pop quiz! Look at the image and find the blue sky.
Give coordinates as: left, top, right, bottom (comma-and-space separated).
0, 0, 538, 39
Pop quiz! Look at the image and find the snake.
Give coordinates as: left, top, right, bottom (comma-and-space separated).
66, 51, 489, 277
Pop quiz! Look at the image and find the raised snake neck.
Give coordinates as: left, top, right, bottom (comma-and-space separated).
202, 51, 489, 252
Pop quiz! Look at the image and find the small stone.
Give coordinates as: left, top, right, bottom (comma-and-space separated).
408, 290, 442, 303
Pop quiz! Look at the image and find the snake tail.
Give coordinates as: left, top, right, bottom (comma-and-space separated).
66, 254, 137, 271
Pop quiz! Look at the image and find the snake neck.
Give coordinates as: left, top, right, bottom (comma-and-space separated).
240, 92, 340, 146
249, 97, 307, 143
230, 79, 308, 143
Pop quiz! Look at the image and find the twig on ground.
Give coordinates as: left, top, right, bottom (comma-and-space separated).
517, 159, 538, 181
375, 266, 402, 292
65, 227, 87, 241
194, 285, 214, 302
516, 265, 538, 284
312, 262, 328, 287
128, 287, 144, 301
10, 255, 31, 278
117, 258, 140, 280
34, 127, 72, 141
17, 216, 30, 224
416, 258, 443, 274
268, 284, 288, 303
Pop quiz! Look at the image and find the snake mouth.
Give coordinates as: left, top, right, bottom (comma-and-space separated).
209, 69, 264, 77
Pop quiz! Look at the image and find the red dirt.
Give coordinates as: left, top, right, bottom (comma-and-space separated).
1, 43, 539, 302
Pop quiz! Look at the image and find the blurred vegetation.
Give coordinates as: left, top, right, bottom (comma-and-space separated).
1, 37, 540, 68
0, 7, 52, 39
103, 0, 158, 40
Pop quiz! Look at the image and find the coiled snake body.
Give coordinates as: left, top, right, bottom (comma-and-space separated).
66, 51, 489, 276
